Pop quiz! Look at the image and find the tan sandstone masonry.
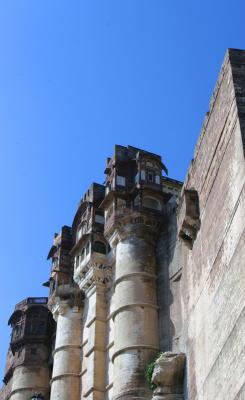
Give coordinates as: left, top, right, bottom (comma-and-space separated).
177, 49, 245, 399
79, 270, 108, 400
108, 224, 160, 400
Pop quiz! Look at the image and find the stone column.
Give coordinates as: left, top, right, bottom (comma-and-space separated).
111, 224, 159, 400
50, 301, 82, 400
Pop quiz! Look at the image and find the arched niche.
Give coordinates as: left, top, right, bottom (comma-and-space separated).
142, 196, 161, 211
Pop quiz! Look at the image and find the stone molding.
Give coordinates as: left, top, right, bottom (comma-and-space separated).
52, 344, 81, 357
111, 302, 159, 321
9, 386, 48, 398
112, 345, 159, 363
113, 271, 157, 288
50, 373, 80, 384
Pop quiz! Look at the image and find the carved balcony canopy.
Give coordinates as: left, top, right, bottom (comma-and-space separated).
99, 147, 184, 243
73, 232, 112, 292
102, 145, 168, 199
71, 183, 106, 250
47, 226, 72, 260
46, 225, 73, 286
8, 298, 54, 353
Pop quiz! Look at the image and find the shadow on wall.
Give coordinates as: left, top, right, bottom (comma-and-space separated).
156, 200, 178, 352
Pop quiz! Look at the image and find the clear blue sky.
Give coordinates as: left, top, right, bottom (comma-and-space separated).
0, 0, 244, 378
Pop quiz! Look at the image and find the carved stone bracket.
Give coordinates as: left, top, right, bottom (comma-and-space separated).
151, 352, 186, 400
178, 189, 200, 249
48, 285, 83, 321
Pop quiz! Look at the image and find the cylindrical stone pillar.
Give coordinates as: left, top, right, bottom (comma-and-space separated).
112, 225, 159, 400
10, 365, 50, 400
50, 303, 82, 400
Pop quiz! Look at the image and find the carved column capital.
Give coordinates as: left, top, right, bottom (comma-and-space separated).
74, 261, 113, 293
151, 352, 186, 400
50, 300, 70, 321
49, 297, 83, 321
107, 218, 161, 249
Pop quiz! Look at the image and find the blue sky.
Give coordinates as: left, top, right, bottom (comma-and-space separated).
0, 0, 244, 378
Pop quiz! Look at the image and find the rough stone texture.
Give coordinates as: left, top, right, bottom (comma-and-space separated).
177, 49, 245, 400
151, 352, 186, 400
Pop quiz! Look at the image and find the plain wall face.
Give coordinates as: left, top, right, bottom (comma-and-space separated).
177, 50, 245, 400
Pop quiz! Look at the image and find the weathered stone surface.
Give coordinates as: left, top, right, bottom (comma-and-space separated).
175, 49, 245, 400
151, 352, 186, 400
178, 189, 200, 248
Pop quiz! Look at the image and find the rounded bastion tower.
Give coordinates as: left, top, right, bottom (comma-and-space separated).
101, 145, 170, 400
46, 226, 83, 400
7, 297, 54, 400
